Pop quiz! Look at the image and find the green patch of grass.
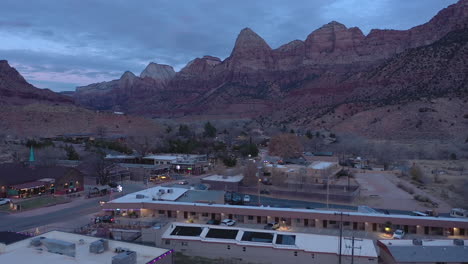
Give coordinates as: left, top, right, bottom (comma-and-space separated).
16, 196, 70, 211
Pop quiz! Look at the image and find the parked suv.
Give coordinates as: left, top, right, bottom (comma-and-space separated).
221, 219, 236, 226
264, 222, 280, 230
392, 229, 405, 239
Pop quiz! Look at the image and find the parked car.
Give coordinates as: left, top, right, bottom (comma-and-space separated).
221, 219, 236, 226
264, 222, 280, 230
0, 198, 11, 206
243, 195, 251, 203
392, 229, 405, 239
206, 219, 221, 225
178, 180, 189, 185
450, 208, 468, 218
108, 182, 119, 188
95, 215, 115, 224
260, 189, 270, 195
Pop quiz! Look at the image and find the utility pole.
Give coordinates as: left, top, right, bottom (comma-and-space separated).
334, 212, 350, 264
345, 236, 362, 264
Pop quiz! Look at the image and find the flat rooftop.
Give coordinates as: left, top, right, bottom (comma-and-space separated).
163, 223, 377, 258
175, 190, 225, 204
109, 186, 188, 203
0, 231, 171, 264
379, 239, 468, 263
202, 174, 244, 183
308, 161, 337, 170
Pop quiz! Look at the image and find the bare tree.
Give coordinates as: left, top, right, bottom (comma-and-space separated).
95, 126, 108, 139
243, 160, 258, 186
81, 152, 113, 185
271, 166, 287, 187
36, 146, 66, 166
268, 133, 303, 158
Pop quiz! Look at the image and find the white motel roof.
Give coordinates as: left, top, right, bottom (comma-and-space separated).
163, 223, 378, 258
0, 231, 171, 264
109, 186, 188, 203
202, 174, 244, 182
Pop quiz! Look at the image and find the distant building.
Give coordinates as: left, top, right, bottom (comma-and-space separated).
378, 238, 468, 264
0, 164, 84, 198
201, 174, 244, 191
0, 230, 172, 264
143, 154, 209, 175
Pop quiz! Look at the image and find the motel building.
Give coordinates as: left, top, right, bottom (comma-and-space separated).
102, 186, 468, 239
144, 223, 378, 264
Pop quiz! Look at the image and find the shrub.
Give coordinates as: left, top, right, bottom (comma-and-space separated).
397, 182, 414, 194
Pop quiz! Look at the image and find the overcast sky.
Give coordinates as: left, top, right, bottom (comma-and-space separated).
0, 0, 459, 91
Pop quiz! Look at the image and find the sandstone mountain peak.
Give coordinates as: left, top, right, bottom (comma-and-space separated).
227, 27, 273, 70
140, 62, 175, 82
121, 71, 136, 79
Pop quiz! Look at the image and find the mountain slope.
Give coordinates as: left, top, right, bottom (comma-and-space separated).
0, 60, 72, 104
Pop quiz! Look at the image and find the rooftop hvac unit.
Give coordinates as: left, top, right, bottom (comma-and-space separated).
167, 189, 173, 193
30, 237, 45, 247
112, 250, 137, 264
42, 238, 76, 257
454, 239, 465, 246
158, 189, 166, 194
412, 239, 423, 246
89, 239, 109, 254
136, 194, 145, 199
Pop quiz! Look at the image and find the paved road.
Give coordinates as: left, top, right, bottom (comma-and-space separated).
0, 182, 145, 232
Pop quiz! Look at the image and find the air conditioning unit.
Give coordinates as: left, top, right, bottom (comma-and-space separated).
167, 189, 173, 193
89, 239, 109, 254
136, 194, 145, 199
412, 239, 423, 246
158, 189, 166, 194
454, 239, 464, 246
112, 250, 136, 264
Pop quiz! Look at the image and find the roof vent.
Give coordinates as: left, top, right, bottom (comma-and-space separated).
167, 189, 173, 193
30, 237, 46, 247
136, 194, 145, 199
112, 250, 137, 264
454, 239, 464, 246
90, 239, 109, 254
158, 189, 166, 194
412, 239, 423, 246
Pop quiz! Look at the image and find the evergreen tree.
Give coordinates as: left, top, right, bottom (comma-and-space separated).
203, 122, 217, 138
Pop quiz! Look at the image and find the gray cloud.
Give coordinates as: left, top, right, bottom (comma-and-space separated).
0, 0, 459, 91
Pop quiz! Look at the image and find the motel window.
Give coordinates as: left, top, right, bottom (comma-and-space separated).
165, 240, 170, 245
248, 215, 254, 220
190, 212, 196, 216
344, 221, 350, 226
296, 219, 301, 223
311, 254, 314, 258
329, 221, 336, 225
181, 242, 188, 246
158, 210, 165, 214
242, 247, 246, 252
202, 213, 209, 217
294, 251, 298, 256
227, 245, 231, 250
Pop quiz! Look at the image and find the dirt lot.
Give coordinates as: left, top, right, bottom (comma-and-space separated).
405, 159, 468, 209
353, 170, 452, 213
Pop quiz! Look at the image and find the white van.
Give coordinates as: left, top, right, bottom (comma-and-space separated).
450, 208, 468, 218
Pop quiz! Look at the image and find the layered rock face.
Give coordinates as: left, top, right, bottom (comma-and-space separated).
140, 62, 175, 83
73, 0, 468, 126
0, 60, 72, 104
